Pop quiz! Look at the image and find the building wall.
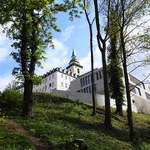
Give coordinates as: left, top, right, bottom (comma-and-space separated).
70, 68, 104, 94
17, 66, 150, 114
69, 67, 150, 113
56, 72, 75, 91
51, 89, 138, 112
52, 89, 92, 104
33, 69, 77, 93
129, 74, 150, 102
33, 71, 58, 93
132, 95, 150, 114
67, 65, 83, 76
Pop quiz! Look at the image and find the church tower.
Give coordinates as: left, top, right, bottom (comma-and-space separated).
66, 49, 83, 76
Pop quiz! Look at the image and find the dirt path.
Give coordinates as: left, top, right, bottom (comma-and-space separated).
5, 119, 52, 150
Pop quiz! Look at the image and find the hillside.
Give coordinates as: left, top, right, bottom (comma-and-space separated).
0, 93, 150, 150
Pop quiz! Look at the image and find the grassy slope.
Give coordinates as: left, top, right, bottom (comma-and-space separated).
0, 117, 36, 150
16, 96, 150, 150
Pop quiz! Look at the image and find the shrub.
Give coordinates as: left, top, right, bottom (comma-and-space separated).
0, 89, 23, 116
33, 92, 72, 104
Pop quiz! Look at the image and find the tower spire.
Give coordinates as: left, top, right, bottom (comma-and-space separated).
72, 49, 76, 57
66, 49, 83, 75
71, 49, 77, 62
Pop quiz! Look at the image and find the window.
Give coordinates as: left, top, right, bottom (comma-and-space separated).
142, 83, 145, 89
77, 69, 80, 74
65, 76, 67, 80
131, 88, 136, 94
49, 83, 51, 87
86, 87, 88, 93
89, 86, 92, 93
52, 74, 54, 79
83, 88, 86, 93
80, 78, 83, 87
145, 92, 150, 100
85, 76, 88, 85
61, 74, 63, 78
61, 82, 63, 87
87, 75, 90, 84
49, 76, 51, 80
52, 82, 54, 88
136, 87, 141, 96
65, 83, 67, 88
83, 78, 85, 86
99, 71, 102, 79
96, 72, 99, 80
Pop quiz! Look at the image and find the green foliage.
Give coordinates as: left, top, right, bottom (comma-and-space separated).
0, 0, 83, 82
33, 92, 73, 103
107, 4, 125, 115
15, 94, 150, 150
0, 89, 23, 116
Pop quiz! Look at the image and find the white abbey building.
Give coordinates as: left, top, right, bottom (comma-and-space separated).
33, 50, 83, 93
18, 50, 150, 113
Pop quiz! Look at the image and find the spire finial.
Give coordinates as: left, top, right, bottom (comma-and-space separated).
72, 49, 75, 57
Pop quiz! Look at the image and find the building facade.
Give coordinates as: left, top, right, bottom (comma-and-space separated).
33, 67, 77, 93
32, 50, 83, 93
18, 50, 150, 113
69, 67, 150, 113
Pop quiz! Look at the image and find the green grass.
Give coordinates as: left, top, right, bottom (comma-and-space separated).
0, 117, 36, 150
15, 97, 150, 150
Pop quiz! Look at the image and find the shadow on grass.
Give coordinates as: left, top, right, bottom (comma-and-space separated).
134, 127, 150, 143
43, 111, 129, 142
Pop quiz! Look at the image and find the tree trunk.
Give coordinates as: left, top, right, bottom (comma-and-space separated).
90, 29, 96, 116
83, 1, 96, 115
120, 30, 134, 141
20, 6, 32, 117
21, 10, 36, 118
115, 99, 123, 116
22, 78, 33, 117
93, 0, 112, 129
120, 0, 134, 141
101, 50, 112, 129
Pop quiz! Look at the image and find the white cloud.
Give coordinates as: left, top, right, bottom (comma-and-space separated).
0, 48, 9, 62
0, 25, 11, 61
80, 47, 102, 73
36, 39, 69, 75
36, 35, 103, 76
61, 25, 75, 42
128, 15, 150, 37
0, 25, 8, 45
0, 74, 14, 91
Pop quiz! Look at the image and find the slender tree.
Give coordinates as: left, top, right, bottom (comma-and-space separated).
83, 0, 96, 115
93, 0, 112, 129
108, 3, 124, 116
118, 0, 149, 141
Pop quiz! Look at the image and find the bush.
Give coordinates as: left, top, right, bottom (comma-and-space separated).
0, 89, 23, 116
33, 92, 72, 104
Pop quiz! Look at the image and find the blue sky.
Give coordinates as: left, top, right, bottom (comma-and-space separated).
0, 12, 102, 91
0, 11, 149, 91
